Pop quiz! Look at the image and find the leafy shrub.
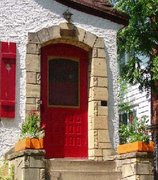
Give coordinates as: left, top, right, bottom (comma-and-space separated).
119, 116, 150, 144
20, 111, 44, 139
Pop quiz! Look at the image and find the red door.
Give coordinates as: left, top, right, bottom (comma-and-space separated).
41, 43, 88, 158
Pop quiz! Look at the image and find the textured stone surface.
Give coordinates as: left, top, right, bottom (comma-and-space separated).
116, 153, 154, 180
48, 26, 61, 40
92, 116, 108, 130
92, 87, 108, 101
26, 54, 40, 72
26, 72, 37, 84
9, 150, 45, 180
26, 43, 41, 55
84, 32, 97, 47
47, 159, 121, 180
26, 84, 40, 98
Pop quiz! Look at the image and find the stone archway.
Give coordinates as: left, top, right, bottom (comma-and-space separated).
25, 22, 112, 160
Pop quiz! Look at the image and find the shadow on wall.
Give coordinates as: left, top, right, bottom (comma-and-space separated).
104, 45, 118, 149
34, 0, 119, 30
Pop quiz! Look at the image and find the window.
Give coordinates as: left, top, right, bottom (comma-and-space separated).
119, 109, 137, 125
48, 58, 79, 107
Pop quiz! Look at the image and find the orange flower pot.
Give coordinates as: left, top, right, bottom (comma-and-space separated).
117, 141, 154, 154
15, 138, 43, 152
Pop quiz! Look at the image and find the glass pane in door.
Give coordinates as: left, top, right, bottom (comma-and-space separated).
48, 58, 79, 106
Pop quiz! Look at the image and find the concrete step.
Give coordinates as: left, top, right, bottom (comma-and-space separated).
46, 159, 121, 180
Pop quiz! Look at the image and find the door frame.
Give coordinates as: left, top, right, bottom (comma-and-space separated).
25, 22, 111, 160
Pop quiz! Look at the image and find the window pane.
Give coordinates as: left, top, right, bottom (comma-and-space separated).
48, 59, 79, 106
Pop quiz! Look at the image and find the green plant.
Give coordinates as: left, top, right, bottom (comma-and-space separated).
0, 161, 14, 180
20, 110, 44, 139
118, 77, 132, 114
119, 116, 150, 144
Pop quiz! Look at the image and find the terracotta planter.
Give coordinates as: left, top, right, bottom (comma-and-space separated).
117, 141, 154, 154
15, 138, 43, 152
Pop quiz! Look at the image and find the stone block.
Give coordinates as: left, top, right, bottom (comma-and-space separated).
122, 163, 136, 178
98, 130, 110, 143
26, 43, 41, 55
26, 72, 37, 84
88, 149, 102, 158
26, 54, 40, 72
94, 156, 103, 161
26, 97, 36, 104
92, 116, 108, 130
23, 169, 40, 180
92, 87, 108, 101
83, 32, 97, 48
59, 23, 77, 39
30, 156, 45, 168
91, 58, 107, 77
98, 77, 108, 87
94, 135, 98, 148
98, 106, 108, 116
103, 149, 114, 159
26, 84, 40, 98
38, 28, 50, 44
99, 143, 112, 149
98, 48, 106, 58
136, 162, 153, 175
90, 77, 98, 87
76, 27, 86, 42
14, 156, 30, 169
94, 37, 105, 48
94, 149, 103, 157
88, 101, 98, 116
48, 26, 61, 40
92, 48, 98, 58
59, 23, 74, 30
90, 76, 108, 88
28, 32, 40, 44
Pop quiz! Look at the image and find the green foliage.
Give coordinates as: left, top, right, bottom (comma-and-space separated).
119, 116, 150, 144
118, 77, 132, 113
20, 111, 44, 139
115, 0, 158, 90
0, 161, 14, 180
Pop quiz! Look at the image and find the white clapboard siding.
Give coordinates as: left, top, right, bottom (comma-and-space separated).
126, 84, 151, 122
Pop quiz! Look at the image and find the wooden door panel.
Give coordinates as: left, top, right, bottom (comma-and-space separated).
41, 43, 88, 158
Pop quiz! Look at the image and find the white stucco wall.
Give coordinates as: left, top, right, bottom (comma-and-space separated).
0, 0, 122, 157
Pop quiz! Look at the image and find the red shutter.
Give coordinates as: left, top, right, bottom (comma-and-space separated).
0, 42, 16, 118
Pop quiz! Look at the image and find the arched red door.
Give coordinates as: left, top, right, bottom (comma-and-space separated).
41, 43, 88, 158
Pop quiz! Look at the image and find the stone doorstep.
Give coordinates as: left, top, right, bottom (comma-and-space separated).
50, 171, 121, 180
47, 158, 122, 180
46, 158, 119, 172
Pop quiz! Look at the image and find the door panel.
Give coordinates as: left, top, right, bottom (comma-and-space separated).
41, 44, 88, 158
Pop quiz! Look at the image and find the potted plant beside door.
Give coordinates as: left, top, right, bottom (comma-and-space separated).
15, 110, 45, 152
117, 116, 154, 154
